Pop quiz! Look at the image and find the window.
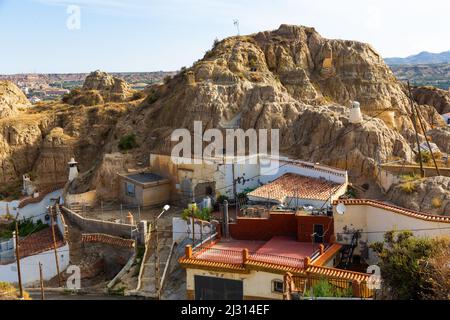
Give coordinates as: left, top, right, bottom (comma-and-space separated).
313, 224, 324, 243
125, 182, 135, 197
272, 280, 284, 293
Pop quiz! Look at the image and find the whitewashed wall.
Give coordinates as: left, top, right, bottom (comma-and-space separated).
172, 217, 214, 243
0, 243, 70, 285
333, 204, 450, 264
18, 189, 63, 223
0, 200, 20, 218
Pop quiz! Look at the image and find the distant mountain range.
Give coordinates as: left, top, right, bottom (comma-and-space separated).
385, 50, 450, 65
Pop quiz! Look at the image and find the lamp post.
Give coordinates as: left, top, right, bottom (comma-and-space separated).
154, 204, 170, 300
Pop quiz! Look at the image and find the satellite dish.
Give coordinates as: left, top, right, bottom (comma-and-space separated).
336, 203, 346, 215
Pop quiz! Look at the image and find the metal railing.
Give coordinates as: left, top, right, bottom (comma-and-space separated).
249, 252, 304, 269
290, 274, 374, 299
192, 246, 305, 269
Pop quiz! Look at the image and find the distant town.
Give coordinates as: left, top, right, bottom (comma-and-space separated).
0, 72, 176, 103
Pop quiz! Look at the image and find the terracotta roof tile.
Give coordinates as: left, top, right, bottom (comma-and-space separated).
19, 227, 64, 258
248, 173, 344, 203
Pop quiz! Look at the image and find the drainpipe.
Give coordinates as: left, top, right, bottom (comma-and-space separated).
223, 200, 229, 239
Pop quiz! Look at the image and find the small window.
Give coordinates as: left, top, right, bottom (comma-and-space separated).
272, 280, 284, 293
125, 182, 135, 197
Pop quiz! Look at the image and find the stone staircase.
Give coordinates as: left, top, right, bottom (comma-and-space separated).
139, 225, 173, 298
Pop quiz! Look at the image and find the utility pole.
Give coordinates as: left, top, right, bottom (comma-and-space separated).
50, 206, 62, 287
407, 81, 425, 178
233, 19, 240, 36
14, 218, 23, 299
191, 205, 195, 244
409, 84, 441, 176
39, 262, 45, 300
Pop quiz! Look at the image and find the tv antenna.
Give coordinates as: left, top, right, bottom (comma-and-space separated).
233, 19, 240, 35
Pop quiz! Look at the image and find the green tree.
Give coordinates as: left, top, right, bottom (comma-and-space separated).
370, 231, 439, 300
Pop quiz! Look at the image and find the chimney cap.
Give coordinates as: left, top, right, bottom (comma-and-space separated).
68, 158, 78, 165
351, 101, 360, 108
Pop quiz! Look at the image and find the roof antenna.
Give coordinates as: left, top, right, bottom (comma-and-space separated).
233, 19, 240, 36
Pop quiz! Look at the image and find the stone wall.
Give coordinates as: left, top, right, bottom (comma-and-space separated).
60, 206, 136, 239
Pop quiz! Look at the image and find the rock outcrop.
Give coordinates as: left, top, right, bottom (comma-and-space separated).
413, 86, 450, 115
1, 25, 449, 199
428, 127, 450, 153
112, 24, 440, 184
63, 70, 134, 105
388, 176, 450, 215
0, 81, 30, 118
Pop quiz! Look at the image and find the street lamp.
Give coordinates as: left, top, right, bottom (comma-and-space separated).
154, 204, 170, 300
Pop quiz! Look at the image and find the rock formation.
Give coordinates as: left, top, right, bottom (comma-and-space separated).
63, 70, 134, 105
428, 127, 450, 153
388, 176, 450, 215
412, 86, 450, 115
112, 25, 443, 184
0, 81, 30, 118
0, 25, 449, 201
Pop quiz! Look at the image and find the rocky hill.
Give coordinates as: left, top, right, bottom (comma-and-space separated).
385, 50, 450, 65
0, 81, 30, 118
110, 25, 442, 182
388, 176, 450, 215
412, 86, 450, 115
0, 24, 448, 201
62, 70, 134, 105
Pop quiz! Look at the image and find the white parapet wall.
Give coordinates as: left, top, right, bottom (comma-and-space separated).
172, 217, 214, 243
0, 243, 70, 285
18, 189, 63, 223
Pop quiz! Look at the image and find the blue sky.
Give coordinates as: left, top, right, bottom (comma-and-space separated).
0, 0, 449, 74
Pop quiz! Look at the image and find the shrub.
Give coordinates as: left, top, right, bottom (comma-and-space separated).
118, 134, 138, 151
181, 207, 212, 222
216, 195, 229, 204
371, 231, 449, 300
304, 279, 352, 298
431, 197, 442, 208
400, 181, 417, 194
415, 151, 431, 164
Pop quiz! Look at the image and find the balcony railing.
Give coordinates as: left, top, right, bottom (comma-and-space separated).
192, 246, 306, 269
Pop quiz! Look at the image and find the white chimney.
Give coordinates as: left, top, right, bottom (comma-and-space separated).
68, 157, 79, 182
349, 101, 363, 124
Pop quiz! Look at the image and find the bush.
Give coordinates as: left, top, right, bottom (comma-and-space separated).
118, 134, 138, 151
400, 181, 417, 194
304, 279, 352, 298
416, 151, 431, 164
370, 231, 444, 300
431, 197, 442, 208
181, 207, 212, 222
216, 195, 229, 204
0, 219, 48, 239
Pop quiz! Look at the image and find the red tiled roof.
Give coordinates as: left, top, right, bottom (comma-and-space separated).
81, 233, 135, 248
305, 265, 370, 282
333, 199, 450, 223
19, 227, 65, 258
248, 173, 344, 203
